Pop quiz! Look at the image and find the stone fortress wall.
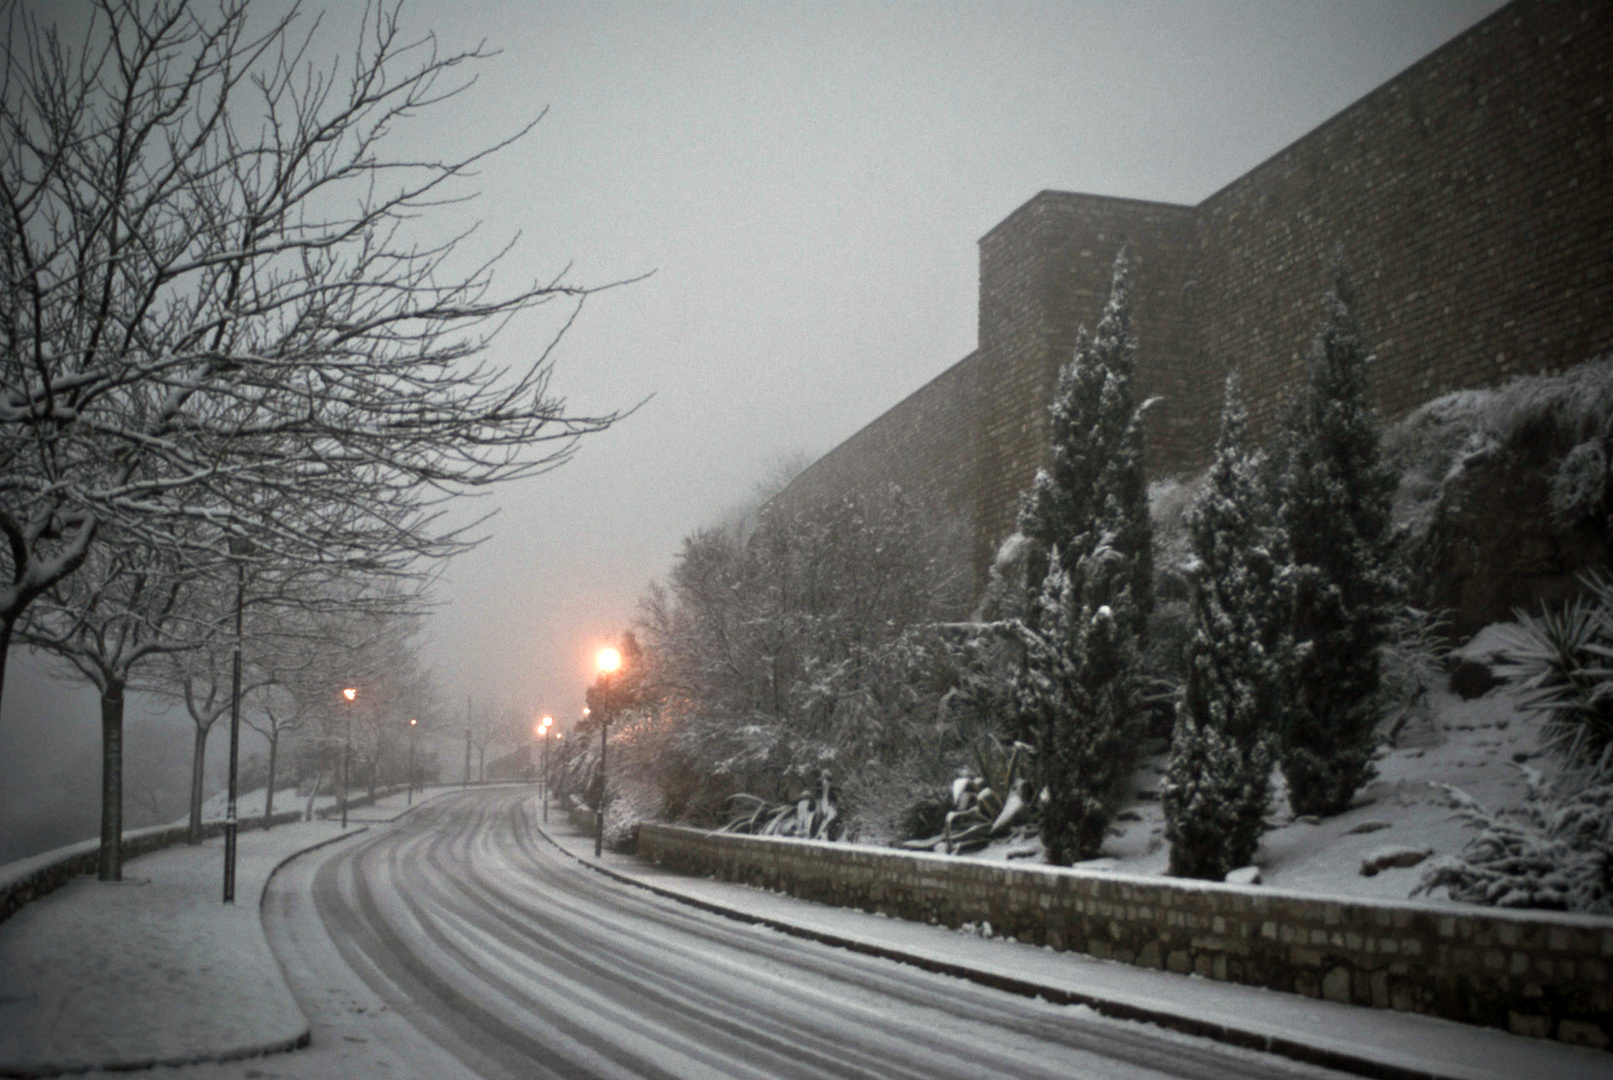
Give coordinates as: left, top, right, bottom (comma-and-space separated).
778, 0, 1613, 591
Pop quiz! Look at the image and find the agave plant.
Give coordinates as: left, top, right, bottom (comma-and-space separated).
1494, 573, 1613, 773
939, 736, 1036, 854
721, 770, 840, 840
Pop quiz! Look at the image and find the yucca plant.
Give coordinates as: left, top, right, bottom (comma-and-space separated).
1494, 573, 1613, 772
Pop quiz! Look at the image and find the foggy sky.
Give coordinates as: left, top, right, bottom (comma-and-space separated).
0, 1, 1503, 858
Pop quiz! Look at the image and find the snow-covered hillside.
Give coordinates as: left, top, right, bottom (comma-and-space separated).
958, 631, 1557, 906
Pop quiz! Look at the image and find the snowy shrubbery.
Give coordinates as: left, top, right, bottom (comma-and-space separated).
1385, 356, 1613, 543
1416, 573, 1613, 912
1417, 768, 1613, 914
629, 485, 973, 840
1379, 605, 1451, 746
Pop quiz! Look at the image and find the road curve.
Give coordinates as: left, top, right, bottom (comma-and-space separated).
294, 787, 1343, 1080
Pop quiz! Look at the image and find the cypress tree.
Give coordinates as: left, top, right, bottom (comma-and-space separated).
1012, 249, 1155, 864
1017, 248, 1154, 641
1163, 373, 1286, 879
1275, 267, 1399, 817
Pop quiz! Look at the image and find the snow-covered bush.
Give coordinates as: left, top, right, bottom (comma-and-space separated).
635, 484, 971, 838
1142, 475, 1207, 732
1163, 374, 1286, 879
1417, 767, 1613, 914
1273, 266, 1399, 817
1493, 573, 1613, 772
1148, 475, 1203, 603
1384, 356, 1613, 544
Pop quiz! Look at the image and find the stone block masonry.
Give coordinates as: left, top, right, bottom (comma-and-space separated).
777, 0, 1613, 593
638, 823, 1613, 1051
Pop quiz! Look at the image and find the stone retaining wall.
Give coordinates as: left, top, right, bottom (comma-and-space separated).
638, 823, 1613, 1050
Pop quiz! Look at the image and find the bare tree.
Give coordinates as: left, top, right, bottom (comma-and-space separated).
162, 633, 272, 843
0, 0, 638, 708
20, 532, 210, 878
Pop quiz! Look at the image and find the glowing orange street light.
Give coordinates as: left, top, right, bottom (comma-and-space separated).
343, 687, 357, 702
537, 714, 555, 822
593, 648, 623, 856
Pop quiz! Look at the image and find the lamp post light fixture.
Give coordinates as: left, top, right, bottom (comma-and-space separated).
407, 718, 419, 807
594, 648, 621, 857
340, 687, 357, 829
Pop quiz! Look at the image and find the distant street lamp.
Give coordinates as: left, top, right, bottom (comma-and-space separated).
407, 718, 419, 807
536, 715, 553, 822
594, 648, 621, 857
340, 687, 357, 829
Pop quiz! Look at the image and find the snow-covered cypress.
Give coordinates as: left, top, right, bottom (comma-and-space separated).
1274, 266, 1399, 817
1163, 373, 1285, 879
1017, 248, 1154, 640
1011, 249, 1155, 865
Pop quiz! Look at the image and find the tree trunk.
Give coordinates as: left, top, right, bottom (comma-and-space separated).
263, 733, 278, 830
188, 723, 209, 842
478, 745, 486, 783
98, 679, 126, 881
304, 769, 323, 822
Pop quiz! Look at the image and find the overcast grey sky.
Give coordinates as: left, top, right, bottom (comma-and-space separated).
0, 0, 1504, 855
418, 0, 1504, 721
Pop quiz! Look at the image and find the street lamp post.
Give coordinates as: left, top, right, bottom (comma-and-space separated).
407, 718, 419, 807
222, 550, 246, 904
594, 648, 621, 858
340, 688, 357, 829
536, 715, 553, 822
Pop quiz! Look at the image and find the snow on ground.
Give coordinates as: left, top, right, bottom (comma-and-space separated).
959, 634, 1555, 904
0, 786, 451, 1075
0, 824, 318, 1073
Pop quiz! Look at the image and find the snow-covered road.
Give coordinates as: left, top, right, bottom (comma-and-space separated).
248, 787, 1348, 1080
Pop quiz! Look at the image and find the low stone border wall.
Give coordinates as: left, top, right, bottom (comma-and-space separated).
638, 823, 1613, 1050
0, 810, 304, 926
0, 782, 429, 926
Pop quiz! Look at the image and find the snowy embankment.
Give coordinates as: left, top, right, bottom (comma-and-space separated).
939, 630, 1559, 907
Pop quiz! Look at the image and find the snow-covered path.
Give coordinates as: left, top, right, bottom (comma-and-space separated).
277, 787, 1347, 1080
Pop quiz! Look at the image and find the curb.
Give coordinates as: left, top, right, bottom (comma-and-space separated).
534, 824, 1466, 1080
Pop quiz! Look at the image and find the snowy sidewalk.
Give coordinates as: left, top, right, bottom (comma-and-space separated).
0, 787, 447, 1077
541, 818, 1613, 1080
